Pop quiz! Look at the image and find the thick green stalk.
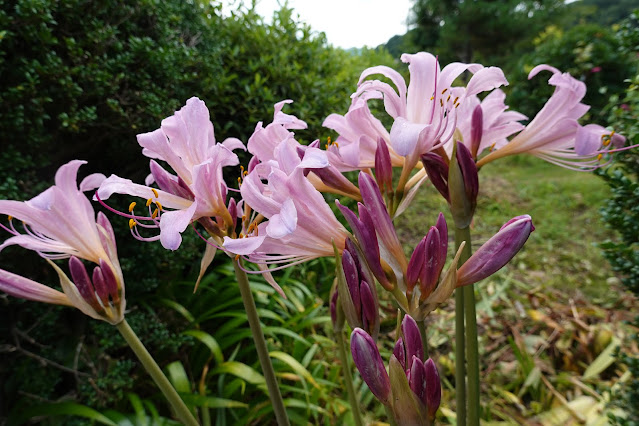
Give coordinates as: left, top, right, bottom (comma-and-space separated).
116, 319, 199, 426
454, 285, 466, 426
336, 328, 364, 426
417, 318, 429, 359
455, 226, 479, 426
232, 259, 290, 426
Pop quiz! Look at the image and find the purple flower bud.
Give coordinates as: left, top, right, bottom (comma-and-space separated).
99, 259, 120, 303
456, 142, 478, 207
351, 328, 390, 404
449, 141, 478, 228
470, 104, 484, 159
457, 215, 535, 287
402, 315, 423, 371
358, 172, 405, 274
435, 212, 448, 257
375, 138, 393, 192
310, 166, 360, 198
421, 153, 450, 202
406, 237, 426, 295
409, 356, 426, 400
420, 225, 446, 300
92, 267, 109, 306
342, 250, 361, 318
69, 257, 101, 311
424, 358, 442, 420
227, 197, 238, 230
359, 280, 378, 336
393, 337, 406, 371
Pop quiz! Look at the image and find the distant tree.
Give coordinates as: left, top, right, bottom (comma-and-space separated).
409, 0, 567, 67
579, 0, 639, 26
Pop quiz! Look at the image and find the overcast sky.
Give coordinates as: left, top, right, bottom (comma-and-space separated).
221, 0, 414, 49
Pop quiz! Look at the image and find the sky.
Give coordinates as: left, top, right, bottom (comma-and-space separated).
221, 0, 414, 49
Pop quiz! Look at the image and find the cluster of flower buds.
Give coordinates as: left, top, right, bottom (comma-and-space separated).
350, 314, 441, 425
333, 239, 381, 339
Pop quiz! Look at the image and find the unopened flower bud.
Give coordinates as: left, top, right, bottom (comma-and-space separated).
351, 328, 390, 405
424, 358, 442, 420
421, 153, 450, 202
457, 215, 534, 287
449, 141, 478, 228
470, 104, 484, 159
402, 315, 423, 371
375, 138, 393, 192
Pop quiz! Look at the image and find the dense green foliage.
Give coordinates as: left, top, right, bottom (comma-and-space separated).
596, 12, 639, 424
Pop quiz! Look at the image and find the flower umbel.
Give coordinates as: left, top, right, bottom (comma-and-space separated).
0, 160, 125, 324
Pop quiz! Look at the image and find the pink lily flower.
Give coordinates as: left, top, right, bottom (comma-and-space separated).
95, 97, 245, 250
223, 137, 350, 268
445, 89, 527, 159
323, 94, 404, 171
354, 52, 508, 170
0, 160, 125, 324
477, 65, 628, 170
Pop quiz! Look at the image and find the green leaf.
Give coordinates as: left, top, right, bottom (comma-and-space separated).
183, 329, 224, 365
270, 350, 319, 388
166, 361, 192, 394
583, 338, 620, 380
11, 402, 117, 425
180, 394, 249, 409
210, 361, 265, 385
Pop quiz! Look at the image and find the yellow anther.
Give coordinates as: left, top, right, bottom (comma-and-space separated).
334, 142, 339, 148
128, 202, 137, 212
146, 198, 153, 207
128, 219, 137, 229
490, 142, 497, 152
597, 153, 603, 160
430, 95, 434, 101
243, 170, 248, 176
327, 136, 332, 144
151, 209, 159, 219
239, 233, 244, 238
234, 254, 240, 261
7, 215, 12, 221
603, 138, 611, 146
454, 97, 459, 104
441, 88, 448, 94
446, 94, 451, 102
155, 201, 163, 211
440, 99, 444, 108
151, 188, 159, 198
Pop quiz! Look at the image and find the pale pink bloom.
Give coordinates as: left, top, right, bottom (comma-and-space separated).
0, 160, 125, 324
353, 52, 508, 170
223, 138, 349, 268
445, 89, 527, 158
477, 65, 628, 170
95, 97, 244, 250
323, 94, 404, 171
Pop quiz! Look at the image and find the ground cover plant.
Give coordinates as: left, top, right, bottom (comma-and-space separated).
1, 2, 638, 426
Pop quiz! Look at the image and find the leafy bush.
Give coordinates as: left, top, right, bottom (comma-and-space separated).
596, 11, 639, 424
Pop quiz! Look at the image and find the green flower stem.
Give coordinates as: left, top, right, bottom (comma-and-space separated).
454, 285, 466, 426
232, 258, 290, 426
455, 226, 480, 426
335, 328, 364, 426
116, 319, 199, 426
